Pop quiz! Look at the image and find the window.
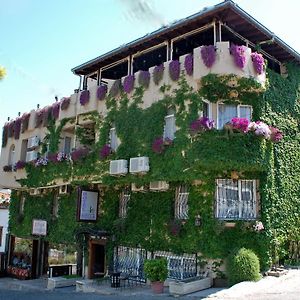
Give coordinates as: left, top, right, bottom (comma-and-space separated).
175, 185, 189, 220
202, 102, 209, 118
52, 195, 59, 218
63, 137, 72, 154
217, 104, 252, 129
8, 144, 15, 165
19, 195, 25, 216
0, 226, 3, 247
163, 109, 176, 141
110, 127, 119, 152
215, 179, 257, 220
20, 139, 28, 161
119, 191, 131, 218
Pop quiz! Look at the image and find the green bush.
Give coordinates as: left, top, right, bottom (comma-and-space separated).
144, 258, 168, 282
228, 248, 261, 285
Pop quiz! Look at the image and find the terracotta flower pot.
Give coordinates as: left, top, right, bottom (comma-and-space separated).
151, 281, 164, 293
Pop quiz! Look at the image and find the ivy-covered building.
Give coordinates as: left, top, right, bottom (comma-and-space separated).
1, 0, 300, 281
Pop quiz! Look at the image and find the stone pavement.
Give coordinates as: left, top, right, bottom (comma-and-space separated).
0, 276, 225, 298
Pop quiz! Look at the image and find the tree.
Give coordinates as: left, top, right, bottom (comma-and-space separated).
0, 66, 6, 80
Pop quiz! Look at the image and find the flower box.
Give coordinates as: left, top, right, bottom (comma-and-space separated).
7, 265, 31, 280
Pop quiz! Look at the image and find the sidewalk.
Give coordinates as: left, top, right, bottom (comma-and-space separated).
0, 276, 225, 298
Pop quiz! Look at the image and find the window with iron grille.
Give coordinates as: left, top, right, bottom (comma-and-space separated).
163, 109, 176, 141
110, 127, 119, 151
119, 191, 131, 218
175, 185, 189, 220
215, 179, 258, 220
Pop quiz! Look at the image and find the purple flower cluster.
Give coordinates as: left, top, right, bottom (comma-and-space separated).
190, 117, 214, 134
251, 52, 265, 75
153, 64, 164, 85
138, 70, 150, 88
48, 152, 69, 163
270, 127, 283, 143
109, 79, 121, 97
184, 54, 193, 76
15, 160, 26, 170
21, 113, 30, 133
231, 117, 250, 133
152, 137, 164, 154
7, 121, 15, 137
169, 60, 180, 81
52, 102, 60, 119
99, 144, 111, 159
14, 118, 22, 140
35, 157, 49, 167
123, 75, 135, 94
201, 45, 216, 68
61, 97, 71, 110
71, 148, 89, 162
230, 44, 247, 69
80, 90, 90, 106
97, 85, 107, 101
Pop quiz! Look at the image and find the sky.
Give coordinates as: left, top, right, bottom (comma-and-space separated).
1, 0, 300, 130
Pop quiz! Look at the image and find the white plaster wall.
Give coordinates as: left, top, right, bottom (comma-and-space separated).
0, 208, 9, 252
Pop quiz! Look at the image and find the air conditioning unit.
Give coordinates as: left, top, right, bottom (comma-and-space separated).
29, 188, 41, 196
26, 150, 38, 162
129, 157, 149, 174
131, 183, 146, 192
149, 181, 169, 191
109, 159, 128, 176
59, 185, 69, 195
27, 136, 40, 149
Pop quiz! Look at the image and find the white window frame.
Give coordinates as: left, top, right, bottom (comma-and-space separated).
119, 191, 131, 218
215, 179, 257, 220
175, 185, 189, 220
63, 136, 72, 154
216, 103, 252, 129
163, 110, 176, 141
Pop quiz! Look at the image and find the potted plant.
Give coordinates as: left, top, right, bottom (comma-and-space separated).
144, 258, 168, 293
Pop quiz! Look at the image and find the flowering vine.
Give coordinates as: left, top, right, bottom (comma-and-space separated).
35, 157, 49, 167
184, 53, 193, 76
99, 144, 111, 159
109, 79, 121, 97
230, 44, 247, 69
97, 85, 107, 101
14, 118, 22, 140
60, 97, 71, 110
153, 64, 164, 85
190, 117, 214, 134
15, 160, 26, 170
123, 75, 135, 94
152, 136, 172, 154
52, 102, 60, 120
251, 52, 265, 75
80, 90, 90, 106
21, 113, 30, 133
169, 60, 180, 81
201, 45, 216, 68
253, 221, 264, 232
71, 148, 89, 162
138, 70, 150, 88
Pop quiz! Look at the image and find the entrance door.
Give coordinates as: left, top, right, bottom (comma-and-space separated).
88, 241, 105, 278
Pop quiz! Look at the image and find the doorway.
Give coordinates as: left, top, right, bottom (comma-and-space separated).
88, 240, 105, 278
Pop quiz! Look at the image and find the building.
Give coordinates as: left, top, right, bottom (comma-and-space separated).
0, 0, 299, 282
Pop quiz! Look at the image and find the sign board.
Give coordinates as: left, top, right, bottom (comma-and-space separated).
32, 219, 47, 236
77, 189, 99, 222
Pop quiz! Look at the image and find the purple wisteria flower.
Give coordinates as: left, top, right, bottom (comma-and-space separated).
61, 97, 71, 110
190, 117, 214, 134
251, 52, 265, 75
80, 90, 90, 106
109, 79, 121, 97
7, 121, 15, 137
21, 113, 30, 133
47, 153, 58, 163
152, 137, 164, 154
184, 53, 193, 76
153, 64, 164, 85
138, 70, 150, 88
35, 157, 49, 167
201, 45, 216, 68
230, 44, 247, 69
97, 85, 107, 101
123, 75, 135, 93
15, 160, 26, 170
231, 117, 250, 133
57, 151, 69, 162
71, 148, 89, 162
169, 60, 180, 81
270, 127, 283, 143
52, 102, 60, 119
14, 118, 22, 140
99, 144, 111, 159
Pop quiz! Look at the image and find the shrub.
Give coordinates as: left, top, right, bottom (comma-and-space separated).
227, 248, 261, 286
144, 259, 168, 282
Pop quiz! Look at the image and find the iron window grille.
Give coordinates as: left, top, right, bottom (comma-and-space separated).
215, 179, 258, 220
119, 191, 131, 218
175, 185, 189, 220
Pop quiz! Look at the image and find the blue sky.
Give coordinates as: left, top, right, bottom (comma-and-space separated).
1, 0, 300, 129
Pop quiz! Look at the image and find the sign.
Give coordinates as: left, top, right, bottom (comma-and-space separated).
77, 189, 99, 222
32, 219, 47, 236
